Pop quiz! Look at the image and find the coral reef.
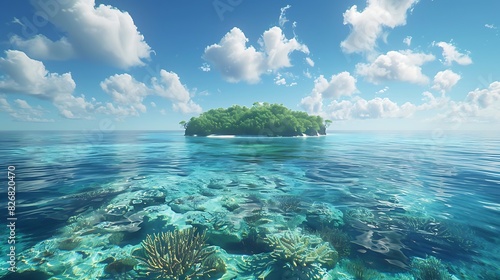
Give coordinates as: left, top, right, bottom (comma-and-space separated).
316, 227, 351, 258
344, 207, 375, 225
130, 189, 166, 209
108, 232, 125, 245
103, 257, 138, 274
411, 256, 452, 280
233, 253, 277, 279
265, 230, 338, 269
57, 237, 81, 250
137, 227, 217, 279
342, 258, 379, 280
169, 195, 207, 213
276, 195, 303, 214
396, 214, 478, 254
305, 202, 344, 230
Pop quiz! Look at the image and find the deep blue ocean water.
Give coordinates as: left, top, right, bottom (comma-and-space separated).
0, 130, 499, 279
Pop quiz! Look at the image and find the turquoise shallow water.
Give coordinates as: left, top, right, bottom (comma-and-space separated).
0, 130, 499, 279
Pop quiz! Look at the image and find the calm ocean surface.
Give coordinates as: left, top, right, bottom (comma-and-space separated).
0, 130, 499, 279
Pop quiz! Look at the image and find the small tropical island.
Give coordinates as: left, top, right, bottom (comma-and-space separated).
180, 102, 331, 137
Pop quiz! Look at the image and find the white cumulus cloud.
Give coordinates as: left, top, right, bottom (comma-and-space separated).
173, 100, 202, 114
341, 0, 419, 54
11, 0, 151, 69
435, 42, 472, 66
261, 26, 309, 70
300, 92, 323, 115
439, 82, 500, 124
466, 81, 500, 109
14, 99, 32, 109
100, 74, 149, 116
432, 70, 461, 93
417, 91, 449, 111
356, 50, 435, 84
313, 72, 358, 99
203, 27, 265, 83
416, 82, 500, 127
0, 50, 96, 119
153, 70, 202, 114
153, 70, 191, 103
10, 35, 75, 61
203, 26, 308, 83
0, 97, 53, 122
300, 71, 357, 114
325, 97, 417, 120
101, 70, 203, 116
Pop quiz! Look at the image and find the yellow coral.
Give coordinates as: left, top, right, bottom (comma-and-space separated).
138, 227, 216, 279
265, 230, 338, 269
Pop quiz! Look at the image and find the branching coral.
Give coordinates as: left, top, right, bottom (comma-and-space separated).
265, 230, 338, 269
397, 214, 477, 253
343, 258, 378, 280
276, 195, 302, 214
316, 227, 351, 258
235, 253, 276, 279
138, 228, 217, 279
411, 256, 452, 280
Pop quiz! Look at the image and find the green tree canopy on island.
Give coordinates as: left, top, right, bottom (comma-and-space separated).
180, 103, 330, 136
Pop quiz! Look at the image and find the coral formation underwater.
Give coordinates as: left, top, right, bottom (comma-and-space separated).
136, 228, 218, 279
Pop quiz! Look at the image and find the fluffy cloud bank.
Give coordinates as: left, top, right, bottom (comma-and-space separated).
300, 71, 357, 114
356, 50, 435, 84
301, 77, 500, 125
466, 82, 500, 109
101, 70, 202, 116
153, 70, 202, 113
0, 97, 53, 122
100, 74, 149, 116
436, 81, 500, 124
0, 50, 96, 119
432, 70, 461, 93
11, 0, 151, 68
341, 0, 419, 54
325, 97, 417, 120
203, 26, 309, 83
0, 50, 200, 121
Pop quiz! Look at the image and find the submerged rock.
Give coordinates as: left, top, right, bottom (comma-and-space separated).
222, 196, 242, 211
207, 178, 226, 190
58, 238, 81, 251
185, 211, 244, 249
104, 257, 138, 274
61, 185, 130, 202
130, 189, 166, 209
344, 207, 376, 229
304, 202, 344, 230
108, 232, 125, 245
95, 211, 145, 232
104, 204, 133, 221
169, 195, 207, 213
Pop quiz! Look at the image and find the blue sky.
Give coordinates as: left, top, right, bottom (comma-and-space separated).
0, 0, 499, 131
